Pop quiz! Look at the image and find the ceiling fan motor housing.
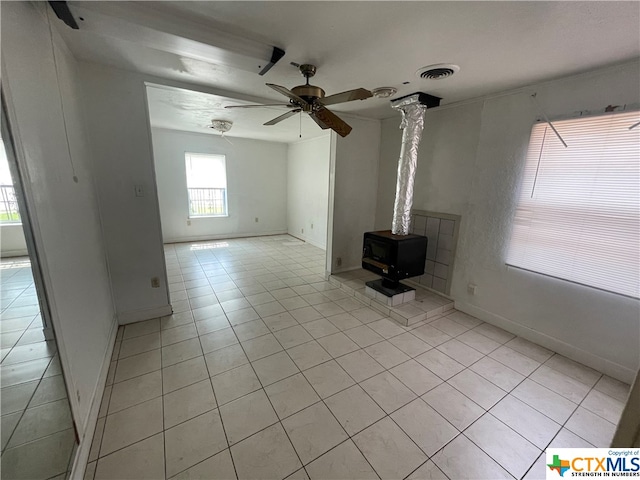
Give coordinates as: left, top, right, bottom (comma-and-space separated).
292, 84, 326, 109
299, 64, 317, 78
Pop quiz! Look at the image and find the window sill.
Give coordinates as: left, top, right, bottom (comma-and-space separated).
188, 215, 229, 219
0, 223, 23, 227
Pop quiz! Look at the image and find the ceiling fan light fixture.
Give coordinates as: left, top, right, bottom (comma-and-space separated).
416, 64, 460, 80
209, 119, 233, 132
372, 87, 398, 99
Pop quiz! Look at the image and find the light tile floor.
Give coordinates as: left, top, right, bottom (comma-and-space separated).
87, 235, 630, 480
0, 256, 76, 479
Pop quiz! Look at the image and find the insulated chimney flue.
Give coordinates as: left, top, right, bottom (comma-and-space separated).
390, 92, 441, 235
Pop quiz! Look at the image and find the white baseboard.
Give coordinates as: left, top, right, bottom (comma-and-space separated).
0, 248, 29, 257
455, 300, 636, 384
330, 265, 361, 275
118, 304, 173, 325
163, 230, 288, 244
42, 326, 54, 341
286, 232, 326, 250
69, 315, 118, 480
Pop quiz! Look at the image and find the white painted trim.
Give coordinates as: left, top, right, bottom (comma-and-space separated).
162, 230, 288, 244
42, 326, 54, 341
300, 237, 326, 250
330, 265, 362, 275
612, 369, 639, 447
455, 300, 636, 384
325, 132, 337, 274
69, 315, 118, 480
142, 85, 172, 313
0, 248, 29, 257
118, 304, 172, 325
287, 233, 326, 251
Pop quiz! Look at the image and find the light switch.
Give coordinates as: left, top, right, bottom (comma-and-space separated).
135, 185, 144, 197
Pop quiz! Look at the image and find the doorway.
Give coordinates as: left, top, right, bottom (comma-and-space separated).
144, 82, 334, 285
0, 102, 78, 479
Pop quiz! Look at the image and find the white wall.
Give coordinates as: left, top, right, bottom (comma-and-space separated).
329, 115, 381, 272
376, 61, 640, 381
79, 65, 171, 323
287, 135, 331, 249
0, 225, 28, 257
151, 128, 287, 243
375, 102, 483, 229
2, 0, 116, 438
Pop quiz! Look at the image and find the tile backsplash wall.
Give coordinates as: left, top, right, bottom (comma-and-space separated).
409, 210, 460, 295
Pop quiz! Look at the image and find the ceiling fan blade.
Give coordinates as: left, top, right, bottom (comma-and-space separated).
264, 109, 302, 126
266, 84, 309, 107
225, 104, 295, 109
309, 113, 330, 130
312, 107, 352, 137
317, 88, 372, 106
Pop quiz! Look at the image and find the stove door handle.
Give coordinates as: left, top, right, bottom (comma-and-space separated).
362, 257, 389, 274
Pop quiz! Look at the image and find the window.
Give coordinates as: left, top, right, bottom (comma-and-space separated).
185, 153, 227, 217
507, 110, 640, 298
0, 137, 20, 224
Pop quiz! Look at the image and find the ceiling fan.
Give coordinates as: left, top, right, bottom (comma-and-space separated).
225, 63, 372, 137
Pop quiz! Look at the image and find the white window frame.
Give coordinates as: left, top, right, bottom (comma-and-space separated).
184, 152, 228, 218
0, 183, 22, 224
0, 137, 21, 224
506, 110, 640, 299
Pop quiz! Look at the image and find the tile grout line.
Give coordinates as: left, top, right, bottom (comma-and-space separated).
94, 329, 119, 468
196, 276, 247, 480
227, 314, 309, 479
519, 374, 606, 479
160, 328, 167, 480
86, 237, 623, 480
258, 290, 583, 479
252, 291, 426, 479
197, 243, 361, 477
1, 354, 59, 454
123, 319, 589, 446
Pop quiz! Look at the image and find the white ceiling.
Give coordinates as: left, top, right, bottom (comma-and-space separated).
145, 83, 329, 143
58, 1, 640, 143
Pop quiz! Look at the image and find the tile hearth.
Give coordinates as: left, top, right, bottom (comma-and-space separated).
329, 269, 454, 326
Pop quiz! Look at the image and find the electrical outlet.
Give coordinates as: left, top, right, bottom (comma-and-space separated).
151, 277, 160, 288
76, 389, 81, 403
311, 223, 313, 229
467, 283, 477, 295
301, 228, 304, 234
255, 217, 259, 223
336, 257, 342, 267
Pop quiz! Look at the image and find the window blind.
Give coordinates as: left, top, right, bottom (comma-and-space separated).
185, 153, 228, 217
185, 153, 226, 189
506, 110, 640, 298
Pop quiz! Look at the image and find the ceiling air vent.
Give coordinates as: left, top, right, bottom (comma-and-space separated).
416, 64, 460, 80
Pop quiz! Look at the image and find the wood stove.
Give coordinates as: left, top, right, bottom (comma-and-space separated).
362, 230, 427, 296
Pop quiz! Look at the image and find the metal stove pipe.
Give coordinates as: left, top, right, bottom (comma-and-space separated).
390, 92, 441, 235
